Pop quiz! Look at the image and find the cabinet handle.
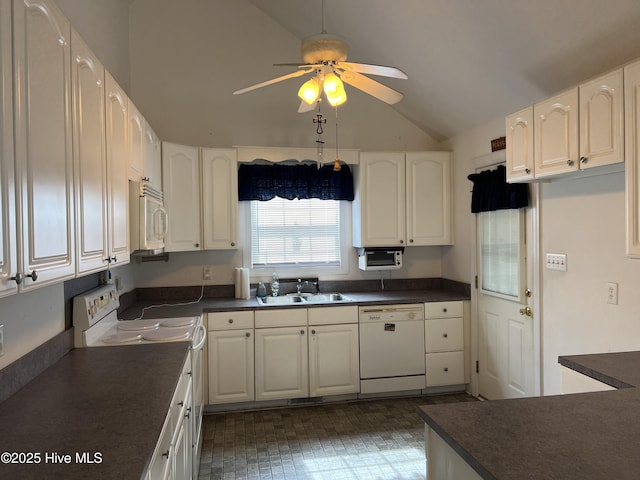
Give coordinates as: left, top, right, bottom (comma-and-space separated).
443, 333, 448, 338
142, 176, 150, 182
580, 156, 588, 164
311, 329, 316, 335
195, 243, 200, 248
162, 450, 170, 458
231, 242, 236, 247
443, 308, 447, 313
525, 168, 531, 174
26, 270, 38, 282
228, 318, 234, 324
9, 272, 23, 284
444, 367, 449, 372
245, 332, 251, 338
409, 239, 414, 243
185, 407, 191, 419
400, 239, 404, 244
567, 159, 575, 167
104, 256, 117, 264
300, 329, 305, 335
178, 401, 184, 407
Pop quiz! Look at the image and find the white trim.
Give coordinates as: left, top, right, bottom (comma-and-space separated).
235, 146, 360, 165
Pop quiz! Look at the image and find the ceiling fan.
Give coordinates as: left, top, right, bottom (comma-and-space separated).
233, 1, 408, 112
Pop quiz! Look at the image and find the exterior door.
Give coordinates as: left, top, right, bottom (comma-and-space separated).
474, 158, 539, 400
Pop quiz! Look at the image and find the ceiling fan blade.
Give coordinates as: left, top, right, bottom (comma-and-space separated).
338, 61, 408, 79
298, 100, 317, 113
233, 68, 314, 95
274, 63, 323, 68
338, 71, 404, 104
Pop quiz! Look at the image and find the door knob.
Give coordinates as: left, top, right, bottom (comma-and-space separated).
519, 306, 532, 317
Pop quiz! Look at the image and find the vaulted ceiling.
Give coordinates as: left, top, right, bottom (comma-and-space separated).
246, 0, 640, 141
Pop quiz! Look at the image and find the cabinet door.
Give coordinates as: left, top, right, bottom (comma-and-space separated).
506, 106, 535, 182
255, 326, 308, 401
105, 72, 130, 265
143, 120, 162, 190
208, 329, 254, 404
579, 69, 623, 170
0, 1, 17, 297
162, 142, 201, 251
534, 88, 579, 178
353, 152, 405, 247
201, 148, 237, 249
406, 152, 452, 245
13, 0, 75, 289
173, 387, 193, 480
128, 101, 144, 181
71, 30, 109, 275
309, 323, 359, 396
625, 60, 640, 258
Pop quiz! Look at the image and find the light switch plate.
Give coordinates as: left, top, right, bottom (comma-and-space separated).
606, 282, 618, 305
545, 253, 567, 271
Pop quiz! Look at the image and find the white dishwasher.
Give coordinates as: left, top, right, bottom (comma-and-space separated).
359, 303, 426, 394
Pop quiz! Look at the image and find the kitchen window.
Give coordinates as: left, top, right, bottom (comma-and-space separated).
249, 198, 348, 272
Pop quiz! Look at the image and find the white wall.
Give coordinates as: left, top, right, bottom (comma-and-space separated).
442, 117, 640, 396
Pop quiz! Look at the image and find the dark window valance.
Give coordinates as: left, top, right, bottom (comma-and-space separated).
238, 162, 354, 201
467, 164, 528, 213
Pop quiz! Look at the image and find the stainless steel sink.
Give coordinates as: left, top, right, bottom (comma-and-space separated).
256, 295, 306, 305
303, 293, 353, 303
256, 292, 352, 305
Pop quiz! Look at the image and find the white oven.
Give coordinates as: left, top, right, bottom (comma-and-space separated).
72, 285, 206, 475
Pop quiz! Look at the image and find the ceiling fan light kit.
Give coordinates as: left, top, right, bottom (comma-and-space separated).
233, 13, 408, 110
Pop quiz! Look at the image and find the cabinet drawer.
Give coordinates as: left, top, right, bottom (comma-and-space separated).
208, 311, 254, 330
425, 351, 465, 387
308, 305, 358, 325
425, 301, 463, 318
425, 317, 463, 352
255, 308, 307, 328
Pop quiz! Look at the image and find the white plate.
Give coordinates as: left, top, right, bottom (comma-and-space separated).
117, 319, 160, 331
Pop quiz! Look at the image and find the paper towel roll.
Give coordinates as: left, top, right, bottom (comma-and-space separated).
241, 268, 250, 300
234, 267, 241, 299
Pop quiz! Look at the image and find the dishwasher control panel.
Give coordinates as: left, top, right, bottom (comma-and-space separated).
358, 304, 424, 323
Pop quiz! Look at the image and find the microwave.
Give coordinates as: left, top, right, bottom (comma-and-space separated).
129, 180, 168, 255
357, 248, 403, 271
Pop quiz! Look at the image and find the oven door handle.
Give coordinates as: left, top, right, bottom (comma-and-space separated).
192, 324, 207, 350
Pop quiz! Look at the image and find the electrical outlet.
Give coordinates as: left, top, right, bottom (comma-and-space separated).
606, 282, 618, 305
203, 266, 212, 281
545, 253, 567, 271
0, 324, 4, 356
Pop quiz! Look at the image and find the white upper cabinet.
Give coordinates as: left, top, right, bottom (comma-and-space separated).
71, 29, 109, 275
128, 101, 144, 182
201, 148, 238, 250
579, 69, 623, 169
353, 152, 406, 247
143, 120, 162, 190
406, 152, 453, 246
508, 68, 623, 182
353, 151, 452, 247
0, 0, 17, 297
625, 60, 640, 258
162, 142, 202, 252
534, 88, 580, 178
506, 107, 535, 183
104, 72, 130, 266
13, 0, 75, 289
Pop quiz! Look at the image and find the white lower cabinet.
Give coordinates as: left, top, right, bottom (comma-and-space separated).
425, 425, 482, 480
255, 325, 309, 401
147, 351, 192, 480
425, 302, 465, 387
308, 306, 359, 397
208, 311, 255, 404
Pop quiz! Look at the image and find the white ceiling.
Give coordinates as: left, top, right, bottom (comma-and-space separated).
247, 0, 640, 140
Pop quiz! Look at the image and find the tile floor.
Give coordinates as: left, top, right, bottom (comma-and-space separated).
198, 393, 476, 480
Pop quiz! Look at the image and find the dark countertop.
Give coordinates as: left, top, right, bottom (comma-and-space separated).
119, 288, 470, 320
0, 342, 190, 480
418, 351, 640, 480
